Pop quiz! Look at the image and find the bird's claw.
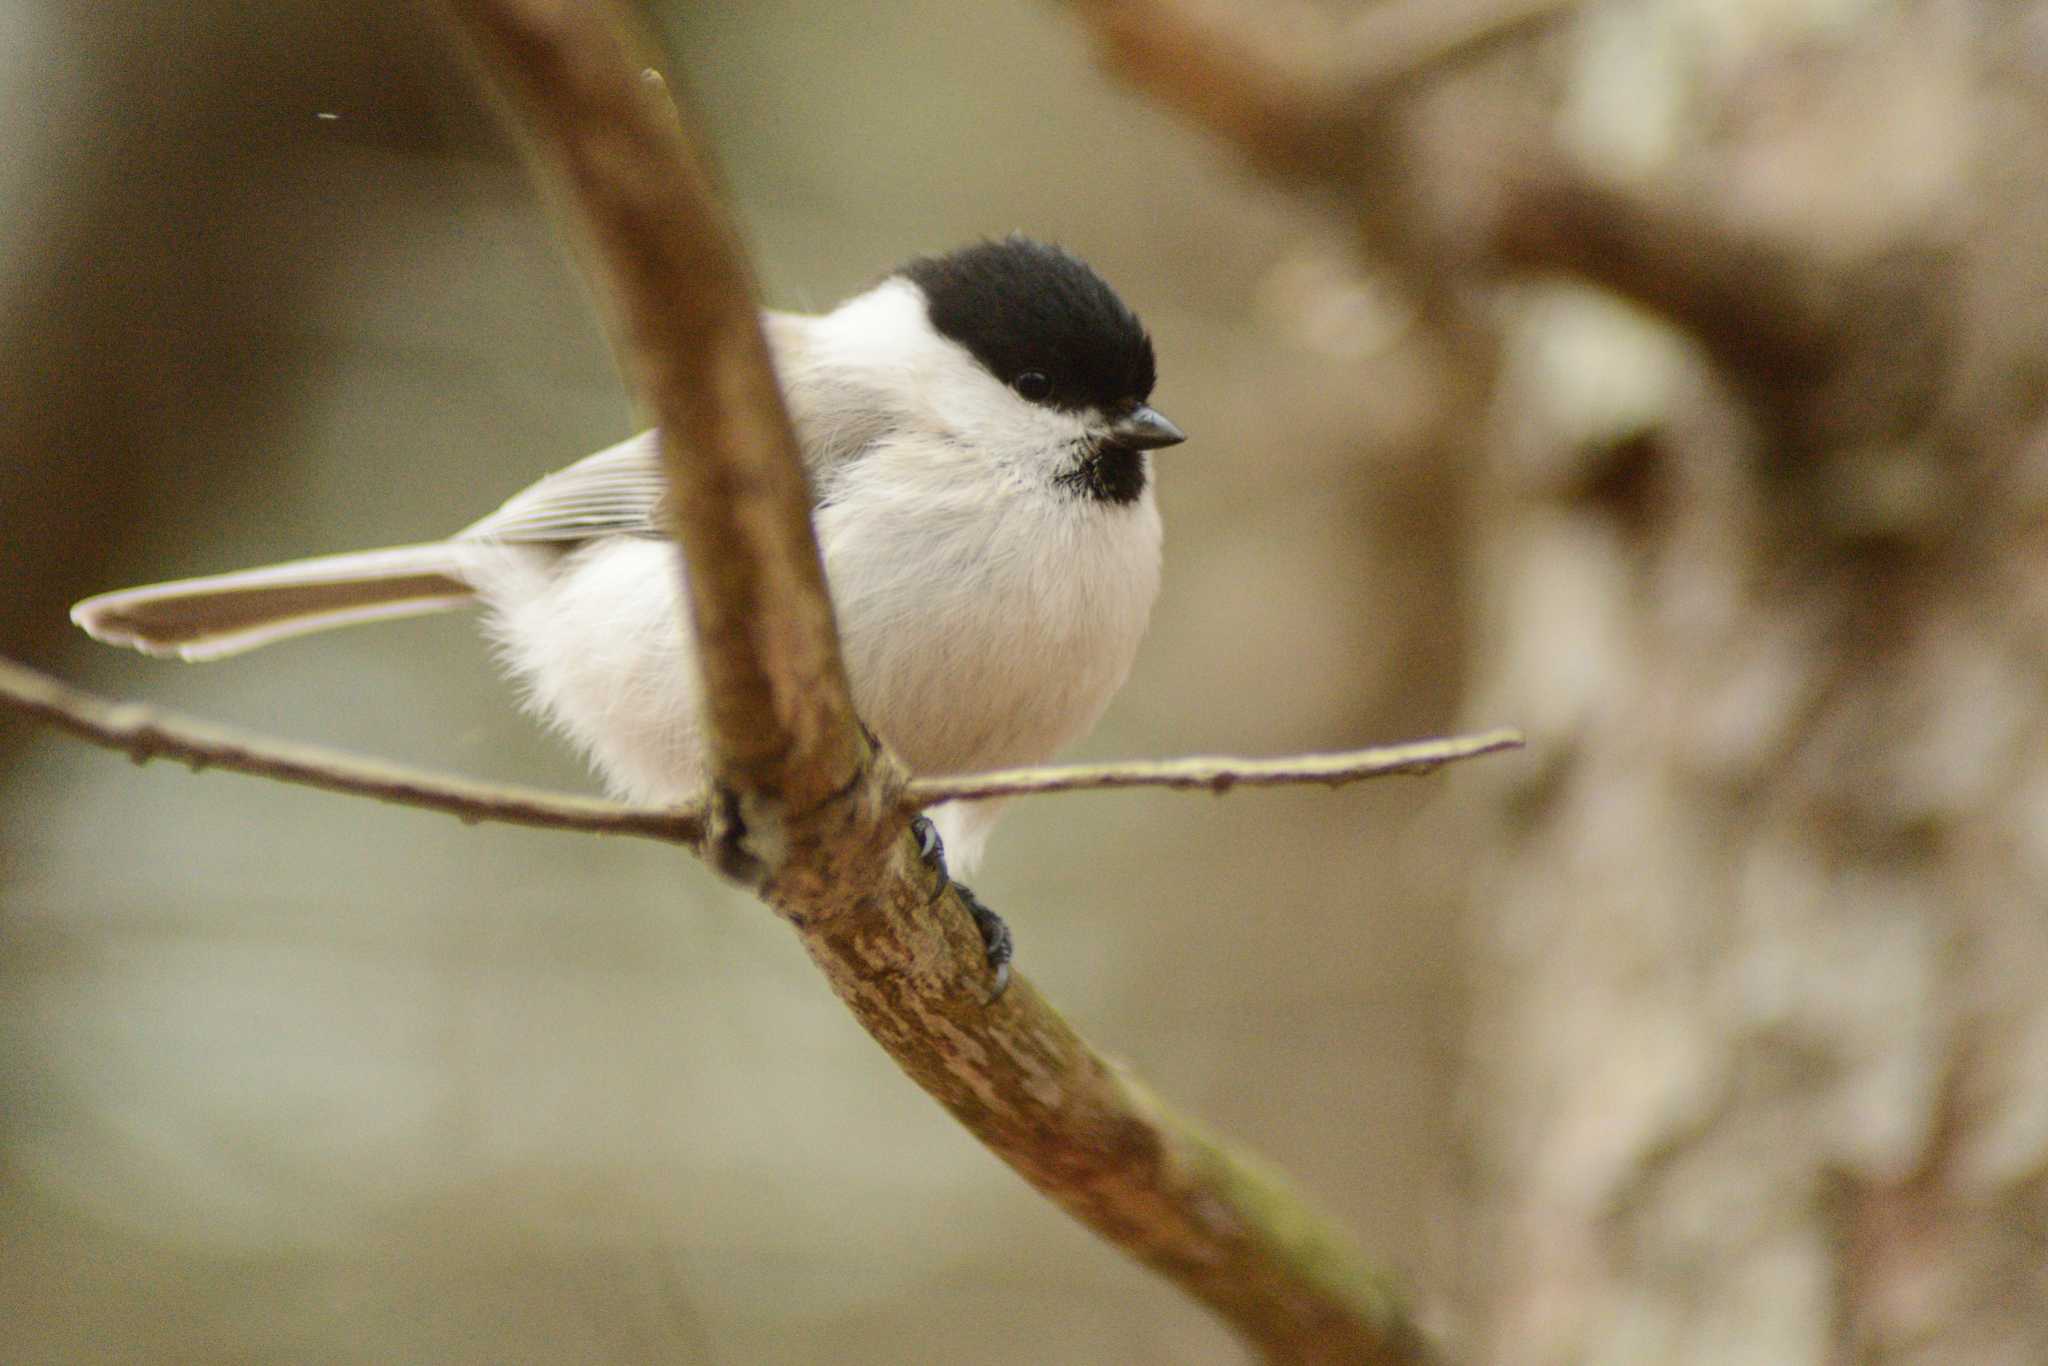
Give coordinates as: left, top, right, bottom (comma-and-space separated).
910, 813, 1012, 1000
913, 812, 948, 885
959, 886, 1013, 999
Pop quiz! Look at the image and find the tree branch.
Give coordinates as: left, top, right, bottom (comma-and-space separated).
0, 651, 1514, 833
0, 655, 704, 843
1489, 162, 1841, 413
1494, 163, 1954, 446
909, 728, 1524, 802
1064, 0, 1953, 446
442, 0, 860, 821
1064, 0, 1575, 182
1342, 0, 1579, 92
442, 3, 1453, 1358
1066, 0, 1366, 181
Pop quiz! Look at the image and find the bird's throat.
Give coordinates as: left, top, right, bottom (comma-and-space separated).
1060, 445, 1147, 506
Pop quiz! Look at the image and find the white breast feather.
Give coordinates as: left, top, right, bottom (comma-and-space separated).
464, 538, 709, 808
463, 455, 1159, 873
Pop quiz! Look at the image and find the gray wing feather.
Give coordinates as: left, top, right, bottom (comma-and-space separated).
460, 431, 670, 544
458, 314, 884, 545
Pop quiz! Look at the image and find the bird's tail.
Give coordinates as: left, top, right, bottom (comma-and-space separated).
71, 543, 477, 661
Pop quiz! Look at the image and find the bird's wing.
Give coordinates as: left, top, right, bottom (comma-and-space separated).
459, 313, 886, 544
460, 430, 671, 543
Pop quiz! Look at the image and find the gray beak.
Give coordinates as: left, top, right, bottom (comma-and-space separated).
1109, 405, 1187, 451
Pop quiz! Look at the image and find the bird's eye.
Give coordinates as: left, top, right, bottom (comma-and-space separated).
1012, 371, 1053, 402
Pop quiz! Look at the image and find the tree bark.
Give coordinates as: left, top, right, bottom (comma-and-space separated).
1065, 0, 2048, 1356
1462, 5, 2048, 1358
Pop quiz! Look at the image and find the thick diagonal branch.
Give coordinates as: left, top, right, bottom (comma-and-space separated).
443, 0, 858, 817
442, 2, 1466, 1358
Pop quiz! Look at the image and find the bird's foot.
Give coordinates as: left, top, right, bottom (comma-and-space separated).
912, 814, 1012, 999
956, 887, 1013, 1000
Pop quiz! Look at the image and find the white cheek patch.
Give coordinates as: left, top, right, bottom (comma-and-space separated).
942, 378, 1089, 470
809, 280, 1099, 480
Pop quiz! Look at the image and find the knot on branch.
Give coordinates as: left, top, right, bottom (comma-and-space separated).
732, 735, 916, 917
703, 782, 769, 887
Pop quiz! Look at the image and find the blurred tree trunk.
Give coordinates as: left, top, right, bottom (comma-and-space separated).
1068, 0, 2048, 1351
0, 1, 488, 769
1451, 3, 2048, 1359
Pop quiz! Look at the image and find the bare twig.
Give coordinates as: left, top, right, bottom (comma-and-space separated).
10, 645, 1487, 1362
0, 656, 703, 843
909, 728, 1524, 802
0, 651, 1512, 835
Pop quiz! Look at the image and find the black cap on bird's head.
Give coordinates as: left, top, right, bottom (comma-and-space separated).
899, 236, 1182, 451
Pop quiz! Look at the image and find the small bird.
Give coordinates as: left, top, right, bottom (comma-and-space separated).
72, 235, 1183, 989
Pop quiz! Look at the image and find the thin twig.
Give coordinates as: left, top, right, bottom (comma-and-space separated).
12, 638, 1483, 1364
907, 728, 1524, 803
0, 656, 703, 842
0, 652, 1511, 835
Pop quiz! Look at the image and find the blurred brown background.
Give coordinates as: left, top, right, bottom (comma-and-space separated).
1, 2, 1460, 1361
5, 1, 2046, 1362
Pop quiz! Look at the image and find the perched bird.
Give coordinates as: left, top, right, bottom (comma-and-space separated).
72, 235, 1183, 988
